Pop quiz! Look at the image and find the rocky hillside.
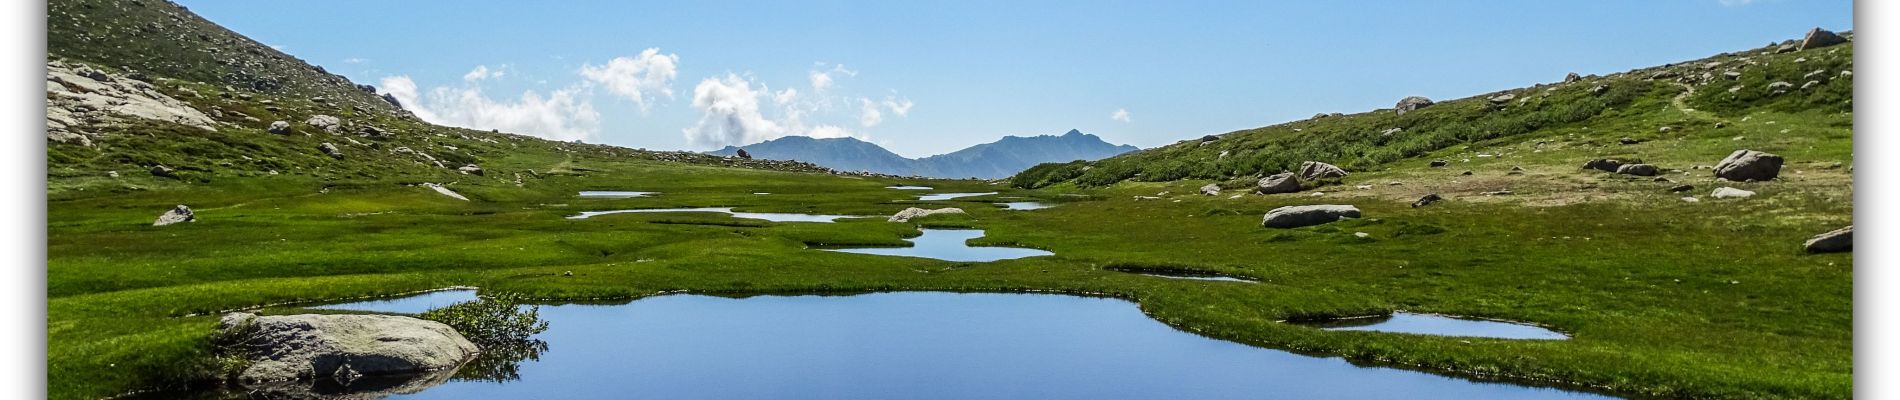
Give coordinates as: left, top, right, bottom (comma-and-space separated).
45, 0, 878, 199
711, 129, 1137, 179
1012, 29, 1853, 189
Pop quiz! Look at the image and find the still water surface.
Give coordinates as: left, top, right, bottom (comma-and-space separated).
822, 229, 1053, 262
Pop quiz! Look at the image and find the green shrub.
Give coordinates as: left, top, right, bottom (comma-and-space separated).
420, 293, 550, 347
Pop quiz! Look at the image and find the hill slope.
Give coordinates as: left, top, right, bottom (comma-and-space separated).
710, 130, 1137, 179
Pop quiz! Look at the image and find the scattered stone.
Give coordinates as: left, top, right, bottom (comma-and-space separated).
267, 120, 290, 134
1590, 84, 1610, 95
305, 115, 342, 133
1711, 187, 1756, 199
1669, 184, 1695, 193
215, 312, 479, 383
1564, 72, 1582, 83
318, 143, 343, 159
1255, 172, 1301, 194
1798, 28, 1848, 51
1619, 137, 1641, 145
1354, 232, 1371, 239
888, 207, 964, 222
106, 171, 119, 178
1714, 149, 1784, 181
1682, 197, 1700, 203
149, 164, 177, 178
1411, 193, 1443, 208
1393, 96, 1434, 115
1199, 183, 1222, 196
1767, 81, 1794, 95
457, 164, 484, 176
1460, 170, 1473, 176
1582, 159, 1624, 172
1487, 93, 1516, 104
1297, 161, 1348, 180
1261, 204, 1361, 229
153, 205, 194, 226
1199, 135, 1220, 142
1802, 225, 1852, 253
1429, 159, 1449, 168
1616, 164, 1659, 176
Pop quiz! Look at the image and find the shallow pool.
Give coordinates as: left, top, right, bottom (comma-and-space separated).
567, 207, 855, 222
821, 229, 1053, 262
1312, 312, 1570, 340
918, 192, 996, 201
576, 191, 656, 198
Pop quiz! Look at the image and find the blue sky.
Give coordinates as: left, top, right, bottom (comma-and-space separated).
177, 0, 1851, 157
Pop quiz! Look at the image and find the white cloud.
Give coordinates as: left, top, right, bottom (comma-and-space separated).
1111, 108, 1131, 123
381, 75, 599, 142
683, 73, 785, 147
882, 96, 914, 117
807, 124, 857, 139
463, 65, 503, 82
859, 98, 883, 127
773, 88, 799, 106
809, 70, 835, 92
579, 48, 681, 112
343, 57, 369, 64
808, 63, 857, 92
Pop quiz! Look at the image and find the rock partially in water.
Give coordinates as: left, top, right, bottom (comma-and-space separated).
217, 312, 479, 383
1262, 204, 1360, 228
153, 205, 194, 226
890, 207, 965, 222
1804, 225, 1852, 254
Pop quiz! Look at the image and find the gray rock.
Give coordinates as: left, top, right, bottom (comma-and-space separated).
1803, 225, 1852, 253
1411, 193, 1443, 208
319, 143, 344, 159
1487, 93, 1516, 104
1616, 163, 1660, 176
1669, 184, 1695, 193
306, 115, 342, 134
1590, 84, 1610, 95
1798, 28, 1847, 51
1255, 172, 1301, 194
1564, 72, 1582, 83
889, 207, 965, 222
1583, 159, 1623, 172
1619, 137, 1641, 145
267, 120, 290, 134
457, 164, 484, 176
1381, 127, 1403, 137
1394, 96, 1434, 115
1297, 161, 1348, 181
1429, 159, 1449, 168
1199, 183, 1222, 196
1714, 149, 1783, 181
1767, 81, 1794, 95
153, 205, 194, 226
217, 313, 479, 383
1261, 204, 1361, 228
1711, 187, 1756, 199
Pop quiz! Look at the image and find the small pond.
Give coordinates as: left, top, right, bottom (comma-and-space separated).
918, 192, 997, 201
272, 292, 1612, 399
998, 201, 1054, 210
566, 207, 856, 222
1106, 267, 1257, 283
887, 185, 934, 190
1309, 312, 1570, 340
822, 229, 1053, 262
576, 191, 656, 198
309, 289, 480, 314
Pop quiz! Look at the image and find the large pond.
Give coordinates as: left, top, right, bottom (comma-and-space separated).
998, 201, 1054, 210
566, 207, 856, 223
576, 191, 656, 198
821, 229, 1053, 262
918, 192, 996, 201
282, 292, 1613, 399
1309, 312, 1571, 340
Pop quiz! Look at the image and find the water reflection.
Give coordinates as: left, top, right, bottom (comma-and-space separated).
999, 201, 1054, 210
566, 207, 855, 222
1311, 312, 1570, 340
309, 289, 480, 314
822, 229, 1053, 262
576, 191, 656, 198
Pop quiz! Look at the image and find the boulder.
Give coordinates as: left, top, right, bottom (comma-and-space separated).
1199, 183, 1222, 196
1619, 137, 1642, 145
1711, 187, 1756, 199
1429, 159, 1449, 168
1803, 225, 1852, 254
1255, 172, 1301, 194
1411, 193, 1443, 208
1798, 28, 1847, 51
1261, 205, 1361, 229
149, 164, 177, 178
216, 312, 479, 383
735, 149, 752, 159
1616, 163, 1660, 176
153, 205, 194, 226
1713, 149, 1784, 181
267, 120, 290, 134
318, 143, 344, 159
1394, 96, 1434, 115
306, 115, 343, 133
1669, 184, 1695, 193
1564, 72, 1582, 83
1199, 135, 1220, 142
1582, 159, 1623, 173
1487, 93, 1516, 104
457, 164, 484, 176
1297, 161, 1348, 181
889, 207, 965, 223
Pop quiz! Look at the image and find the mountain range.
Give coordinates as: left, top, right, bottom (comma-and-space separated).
707, 129, 1138, 179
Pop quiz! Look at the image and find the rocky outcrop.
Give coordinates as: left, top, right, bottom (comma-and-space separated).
268, 121, 291, 134
888, 207, 965, 222
1798, 28, 1847, 51
1714, 150, 1783, 181
1297, 161, 1348, 181
306, 115, 343, 134
1616, 164, 1659, 176
1262, 205, 1361, 228
1199, 183, 1222, 196
1255, 172, 1301, 194
45, 60, 215, 146
1803, 225, 1852, 253
153, 205, 194, 226
216, 312, 479, 384
1394, 96, 1434, 115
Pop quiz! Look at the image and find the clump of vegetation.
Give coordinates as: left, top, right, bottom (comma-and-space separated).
420, 293, 550, 347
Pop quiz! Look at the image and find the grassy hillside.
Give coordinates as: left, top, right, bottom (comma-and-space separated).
44, 1, 1853, 399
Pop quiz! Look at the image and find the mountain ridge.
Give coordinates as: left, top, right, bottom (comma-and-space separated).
709, 129, 1138, 179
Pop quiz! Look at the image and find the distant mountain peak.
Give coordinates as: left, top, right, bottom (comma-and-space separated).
1063, 129, 1084, 137
705, 130, 1137, 179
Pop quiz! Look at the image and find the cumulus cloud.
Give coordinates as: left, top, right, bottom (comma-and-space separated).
462, 65, 505, 82
882, 96, 914, 117
859, 98, 884, 127
683, 73, 785, 147
343, 57, 369, 64
807, 124, 856, 139
381, 75, 600, 142
773, 88, 799, 106
579, 48, 680, 112
1111, 108, 1131, 123
808, 63, 857, 92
